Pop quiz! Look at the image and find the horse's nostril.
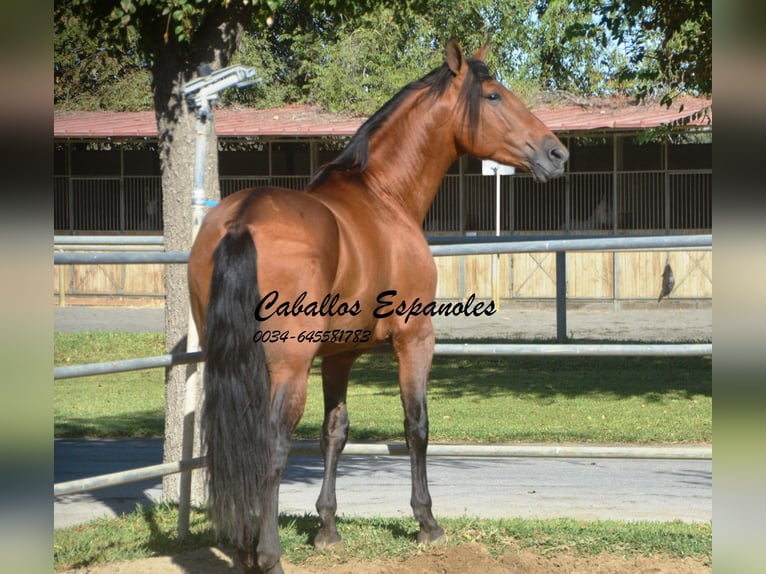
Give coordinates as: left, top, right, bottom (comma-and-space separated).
549, 145, 568, 164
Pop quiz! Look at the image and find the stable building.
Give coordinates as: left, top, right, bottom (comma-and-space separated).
53, 97, 712, 307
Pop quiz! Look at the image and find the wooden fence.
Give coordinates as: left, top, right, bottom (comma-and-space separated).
54, 247, 712, 306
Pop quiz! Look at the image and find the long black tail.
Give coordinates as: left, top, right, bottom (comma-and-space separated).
202, 226, 271, 548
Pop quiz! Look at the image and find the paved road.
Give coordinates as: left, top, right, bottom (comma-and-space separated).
54, 439, 711, 529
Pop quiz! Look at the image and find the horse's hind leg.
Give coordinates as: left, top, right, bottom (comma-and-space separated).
394, 330, 445, 545
241, 377, 309, 574
314, 352, 358, 549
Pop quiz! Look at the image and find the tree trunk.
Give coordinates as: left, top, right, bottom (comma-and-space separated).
150, 6, 251, 507
159, 107, 220, 507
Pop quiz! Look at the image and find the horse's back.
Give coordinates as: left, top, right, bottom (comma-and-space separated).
310, 183, 440, 346
189, 181, 439, 356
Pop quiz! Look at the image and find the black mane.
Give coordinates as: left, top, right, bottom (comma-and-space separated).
308, 58, 491, 190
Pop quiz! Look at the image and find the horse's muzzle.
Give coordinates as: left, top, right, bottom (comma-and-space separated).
531, 136, 569, 183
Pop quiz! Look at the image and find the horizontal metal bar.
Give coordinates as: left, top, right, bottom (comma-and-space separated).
430, 234, 712, 257
52, 234, 712, 265
54, 252, 189, 264
54, 456, 206, 497
53, 441, 711, 497
54, 292, 164, 300
55, 245, 164, 252
433, 343, 712, 356
293, 441, 713, 460
53, 234, 714, 249
427, 234, 606, 244
54, 351, 203, 380
54, 235, 164, 245
52, 233, 712, 249
54, 343, 711, 381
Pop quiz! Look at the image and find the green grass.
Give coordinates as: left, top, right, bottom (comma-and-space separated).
53, 334, 712, 571
54, 332, 166, 437
53, 504, 711, 571
54, 332, 712, 443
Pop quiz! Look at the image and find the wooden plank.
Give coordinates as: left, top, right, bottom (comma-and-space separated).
568, 252, 614, 298
511, 252, 556, 298
53, 250, 712, 302
124, 263, 165, 295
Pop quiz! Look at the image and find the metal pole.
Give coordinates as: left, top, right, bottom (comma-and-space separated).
429, 234, 712, 256
432, 343, 711, 356
556, 251, 567, 341
177, 106, 209, 540
54, 252, 189, 264
292, 441, 713, 460
54, 457, 207, 498
176, 64, 260, 539
53, 235, 712, 265
54, 235, 165, 245
52, 342, 712, 383
493, 168, 500, 308
54, 351, 203, 380
58, 260, 66, 307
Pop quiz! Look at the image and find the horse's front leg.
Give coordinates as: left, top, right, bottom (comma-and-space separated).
394, 328, 445, 544
314, 352, 358, 549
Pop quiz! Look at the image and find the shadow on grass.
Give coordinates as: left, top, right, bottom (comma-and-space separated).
55, 409, 165, 438
129, 505, 418, 572
348, 341, 712, 401
54, 339, 711, 441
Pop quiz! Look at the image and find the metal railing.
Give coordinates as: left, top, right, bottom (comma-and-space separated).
423, 170, 711, 234
55, 170, 711, 235
53, 234, 713, 532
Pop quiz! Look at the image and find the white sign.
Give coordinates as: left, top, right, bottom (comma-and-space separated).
482, 160, 516, 176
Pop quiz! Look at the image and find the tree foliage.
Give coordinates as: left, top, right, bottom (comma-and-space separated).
300, 8, 445, 114
55, 1, 672, 114
563, 0, 712, 104
54, 3, 152, 110
54, 0, 712, 114
226, 1, 631, 115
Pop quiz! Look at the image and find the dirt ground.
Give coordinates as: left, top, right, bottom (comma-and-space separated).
60, 543, 711, 574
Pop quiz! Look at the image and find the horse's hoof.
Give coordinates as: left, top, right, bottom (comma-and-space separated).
417, 525, 446, 546
314, 530, 344, 551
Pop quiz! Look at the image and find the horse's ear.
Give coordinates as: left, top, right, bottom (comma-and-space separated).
473, 37, 490, 62
446, 39, 464, 75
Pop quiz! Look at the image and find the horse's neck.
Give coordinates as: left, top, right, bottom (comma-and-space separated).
363, 105, 458, 223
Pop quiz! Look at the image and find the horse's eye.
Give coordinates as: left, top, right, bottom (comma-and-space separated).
486, 92, 501, 102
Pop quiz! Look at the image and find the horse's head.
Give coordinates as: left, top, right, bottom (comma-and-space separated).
446, 40, 568, 183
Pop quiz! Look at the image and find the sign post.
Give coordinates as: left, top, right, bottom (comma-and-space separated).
482, 160, 515, 309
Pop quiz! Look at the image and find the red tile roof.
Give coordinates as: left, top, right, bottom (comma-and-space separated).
54, 97, 711, 138
534, 96, 712, 131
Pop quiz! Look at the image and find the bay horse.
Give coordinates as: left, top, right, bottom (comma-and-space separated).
188, 39, 568, 573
